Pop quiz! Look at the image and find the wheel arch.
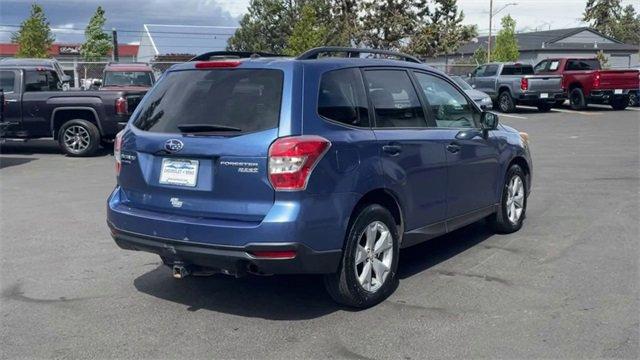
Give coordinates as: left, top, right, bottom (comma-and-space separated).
507, 155, 531, 191
349, 188, 405, 238
51, 107, 102, 138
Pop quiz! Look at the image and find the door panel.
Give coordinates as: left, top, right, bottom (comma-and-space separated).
413, 71, 500, 219
363, 69, 448, 230
0, 70, 22, 125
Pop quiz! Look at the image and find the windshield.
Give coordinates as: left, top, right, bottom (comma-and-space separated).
451, 76, 473, 90
132, 69, 283, 134
104, 71, 153, 87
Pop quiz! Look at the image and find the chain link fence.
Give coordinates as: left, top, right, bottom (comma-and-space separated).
59, 61, 182, 90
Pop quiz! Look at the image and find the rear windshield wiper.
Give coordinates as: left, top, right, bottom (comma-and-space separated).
177, 124, 242, 133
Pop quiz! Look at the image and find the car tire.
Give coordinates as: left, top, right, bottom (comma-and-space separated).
58, 119, 100, 157
489, 164, 527, 234
537, 102, 552, 112
611, 97, 629, 111
629, 92, 639, 107
324, 204, 399, 308
498, 91, 516, 113
569, 88, 587, 110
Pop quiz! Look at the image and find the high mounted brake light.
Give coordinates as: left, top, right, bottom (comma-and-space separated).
268, 136, 331, 191
195, 61, 241, 69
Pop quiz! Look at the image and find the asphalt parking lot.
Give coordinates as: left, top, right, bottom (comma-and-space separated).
1, 104, 638, 359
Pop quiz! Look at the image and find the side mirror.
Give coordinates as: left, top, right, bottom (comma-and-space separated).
481, 111, 499, 130
93, 79, 103, 86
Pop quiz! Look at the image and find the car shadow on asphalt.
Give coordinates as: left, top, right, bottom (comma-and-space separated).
133, 221, 495, 320
0, 156, 37, 169
0, 139, 112, 157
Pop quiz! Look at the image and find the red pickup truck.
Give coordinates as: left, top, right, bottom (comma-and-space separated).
534, 58, 639, 110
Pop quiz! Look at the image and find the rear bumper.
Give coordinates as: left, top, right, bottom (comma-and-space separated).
517, 91, 564, 103
588, 89, 631, 103
109, 221, 342, 274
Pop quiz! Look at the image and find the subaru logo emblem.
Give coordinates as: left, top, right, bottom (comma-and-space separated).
164, 139, 183, 153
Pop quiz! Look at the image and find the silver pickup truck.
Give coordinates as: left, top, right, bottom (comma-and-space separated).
467, 62, 564, 112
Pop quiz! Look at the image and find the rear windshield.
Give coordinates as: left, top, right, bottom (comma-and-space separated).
132, 69, 283, 134
104, 71, 153, 87
501, 65, 534, 75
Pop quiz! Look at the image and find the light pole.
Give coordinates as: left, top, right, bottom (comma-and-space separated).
487, 1, 517, 62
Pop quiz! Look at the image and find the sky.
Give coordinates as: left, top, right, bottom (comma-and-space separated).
0, 0, 638, 44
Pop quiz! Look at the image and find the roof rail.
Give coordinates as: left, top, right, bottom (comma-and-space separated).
190, 51, 281, 61
296, 47, 421, 64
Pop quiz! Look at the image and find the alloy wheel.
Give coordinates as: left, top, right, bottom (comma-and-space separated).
354, 221, 393, 293
506, 175, 525, 224
63, 125, 91, 152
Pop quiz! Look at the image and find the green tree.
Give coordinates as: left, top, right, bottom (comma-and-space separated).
11, 3, 55, 58
227, 0, 296, 53
492, 15, 519, 62
357, 0, 427, 50
407, 0, 477, 58
583, 0, 622, 36
81, 6, 112, 61
596, 50, 609, 68
611, 5, 640, 44
472, 46, 487, 65
285, 4, 328, 55
326, 0, 359, 46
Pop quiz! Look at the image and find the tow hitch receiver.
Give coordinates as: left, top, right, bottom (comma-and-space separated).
172, 264, 190, 279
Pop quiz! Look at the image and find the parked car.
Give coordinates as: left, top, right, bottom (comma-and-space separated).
0, 64, 146, 156
451, 75, 493, 109
0, 57, 71, 90
466, 62, 564, 112
534, 58, 639, 110
628, 65, 640, 107
107, 47, 533, 308
100, 62, 155, 91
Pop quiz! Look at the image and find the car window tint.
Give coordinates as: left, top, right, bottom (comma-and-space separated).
474, 66, 486, 77
534, 61, 547, 72
501, 65, 534, 75
133, 69, 283, 134
566, 59, 599, 71
24, 70, 59, 92
0, 71, 16, 93
364, 70, 427, 128
414, 72, 477, 129
484, 65, 499, 76
318, 68, 369, 127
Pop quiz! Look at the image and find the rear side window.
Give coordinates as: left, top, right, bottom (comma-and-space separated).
133, 69, 283, 134
364, 70, 427, 128
318, 68, 369, 127
24, 70, 60, 92
501, 65, 534, 75
0, 71, 16, 93
566, 59, 600, 71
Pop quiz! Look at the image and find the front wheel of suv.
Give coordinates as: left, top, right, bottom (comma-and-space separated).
489, 164, 527, 234
324, 204, 399, 308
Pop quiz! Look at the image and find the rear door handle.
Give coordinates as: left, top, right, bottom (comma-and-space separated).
446, 143, 461, 153
382, 144, 402, 155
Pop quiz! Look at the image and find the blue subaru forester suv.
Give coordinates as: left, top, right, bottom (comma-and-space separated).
108, 47, 532, 308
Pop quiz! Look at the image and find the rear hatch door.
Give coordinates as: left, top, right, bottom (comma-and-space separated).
118, 66, 284, 222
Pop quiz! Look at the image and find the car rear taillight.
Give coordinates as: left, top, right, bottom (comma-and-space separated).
114, 130, 124, 175
593, 72, 601, 88
520, 78, 529, 91
195, 61, 241, 69
268, 136, 331, 191
115, 97, 128, 115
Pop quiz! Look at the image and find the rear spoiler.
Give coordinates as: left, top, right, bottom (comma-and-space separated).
190, 51, 281, 61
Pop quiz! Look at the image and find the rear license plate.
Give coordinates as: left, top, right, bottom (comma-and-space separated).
159, 158, 199, 187
540, 93, 549, 99
614, 89, 623, 94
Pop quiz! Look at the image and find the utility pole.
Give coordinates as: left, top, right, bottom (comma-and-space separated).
488, 0, 493, 63
112, 28, 119, 62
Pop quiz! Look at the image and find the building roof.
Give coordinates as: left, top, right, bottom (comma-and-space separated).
0, 43, 139, 57
455, 27, 639, 55
142, 24, 237, 57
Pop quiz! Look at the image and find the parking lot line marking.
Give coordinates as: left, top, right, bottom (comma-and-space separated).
625, 107, 640, 111
496, 113, 528, 119
550, 108, 605, 116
